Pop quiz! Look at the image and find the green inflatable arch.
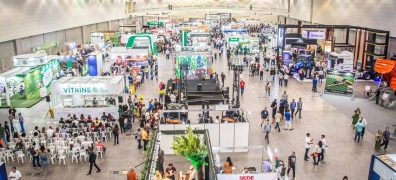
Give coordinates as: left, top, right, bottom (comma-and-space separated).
126, 35, 158, 55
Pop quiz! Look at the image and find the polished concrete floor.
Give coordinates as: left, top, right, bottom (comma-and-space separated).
1, 49, 395, 180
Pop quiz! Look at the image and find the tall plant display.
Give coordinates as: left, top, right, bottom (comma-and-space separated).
172, 128, 208, 180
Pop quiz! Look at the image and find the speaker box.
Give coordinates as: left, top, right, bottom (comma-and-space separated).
197, 84, 202, 91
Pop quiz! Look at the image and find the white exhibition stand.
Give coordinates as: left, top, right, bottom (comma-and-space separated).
159, 122, 250, 154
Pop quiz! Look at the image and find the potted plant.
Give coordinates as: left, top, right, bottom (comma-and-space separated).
172, 128, 208, 180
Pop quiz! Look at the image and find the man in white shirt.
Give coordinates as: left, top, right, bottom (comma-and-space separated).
46, 126, 54, 138
319, 134, 328, 163
304, 133, 313, 161
8, 167, 22, 180
213, 116, 220, 123
360, 116, 368, 139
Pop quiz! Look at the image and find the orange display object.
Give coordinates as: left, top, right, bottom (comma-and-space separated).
374, 59, 396, 90
374, 59, 396, 74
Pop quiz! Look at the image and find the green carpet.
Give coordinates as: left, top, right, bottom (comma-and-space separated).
8, 94, 43, 108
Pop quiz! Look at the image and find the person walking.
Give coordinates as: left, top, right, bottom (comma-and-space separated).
304, 133, 313, 161
135, 128, 142, 149
262, 120, 272, 144
279, 73, 284, 87
312, 77, 318, 92
39, 149, 49, 169
17, 113, 25, 133
319, 135, 328, 163
221, 72, 226, 87
113, 124, 120, 145
142, 128, 149, 151
284, 110, 292, 130
259, 69, 264, 81
354, 120, 364, 143
352, 108, 361, 126
261, 107, 269, 123
239, 80, 246, 96
127, 167, 138, 180
375, 88, 381, 104
29, 145, 41, 168
274, 110, 282, 132
375, 130, 383, 152
295, 98, 303, 119
265, 82, 271, 97
380, 127, 390, 151
87, 148, 101, 175
289, 99, 296, 119
312, 141, 322, 165
165, 49, 170, 60
284, 73, 289, 87
360, 116, 367, 139
271, 99, 278, 119
287, 151, 296, 179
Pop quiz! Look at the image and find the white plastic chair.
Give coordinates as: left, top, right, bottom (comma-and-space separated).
71, 150, 79, 163
95, 146, 104, 158
5, 150, 14, 162
0, 152, 7, 163
50, 153, 57, 165
79, 150, 88, 162
58, 151, 66, 165
16, 151, 25, 163
100, 131, 107, 142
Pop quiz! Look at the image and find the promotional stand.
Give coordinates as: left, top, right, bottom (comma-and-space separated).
50, 76, 123, 119
368, 154, 396, 180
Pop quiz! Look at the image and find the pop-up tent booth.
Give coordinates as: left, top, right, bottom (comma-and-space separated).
50, 76, 124, 119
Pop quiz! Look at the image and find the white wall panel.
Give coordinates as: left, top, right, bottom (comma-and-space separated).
15, 35, 45, 54
109, 20, 120, 31
97, 22, 109, 32
289, 0, 311, 22
0, 41, 16, 72
43, 30, 66, 55
65, 27, 83, 44
0, 0, 126, 42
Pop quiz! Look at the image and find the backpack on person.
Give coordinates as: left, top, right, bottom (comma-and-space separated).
280, 166, 286, 176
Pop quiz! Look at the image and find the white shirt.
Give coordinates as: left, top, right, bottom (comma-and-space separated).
305, 137, 312, 148
361, 118, 368, 126
46, 128, 54, 138
9, 170, 22, 180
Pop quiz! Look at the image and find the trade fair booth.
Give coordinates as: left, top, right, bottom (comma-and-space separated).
0, 55, 61, 108
174, 52, 212, 80
227, 37, 260, 54
126, 33, 158, 56
109, 47, 149, 66
50, 76, 124, 119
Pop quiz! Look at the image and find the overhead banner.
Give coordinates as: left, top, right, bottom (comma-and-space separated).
324, 70, 355, 94
302, 30, 326, 39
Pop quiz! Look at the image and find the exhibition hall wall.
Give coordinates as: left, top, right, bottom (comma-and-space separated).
0, 0, 127, 42
289, 0, 396, 37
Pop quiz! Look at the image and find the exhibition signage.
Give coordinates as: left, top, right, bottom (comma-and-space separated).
324, 70, 355, 94
147, 21, 164, 27
229, 38, 240, 42
60, 85, 109, 95
282, 51, 291, 65
0, 77, 6, 93
91, 33, 104, 45
88, 55, 98, 76
217, 173, 277, 180
302, 30, 326, 40
277, 27, 285, 48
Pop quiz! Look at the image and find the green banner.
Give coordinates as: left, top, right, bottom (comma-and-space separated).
228, 38, 240, 42
324, 70, 355, 94
147, 21, 164, 27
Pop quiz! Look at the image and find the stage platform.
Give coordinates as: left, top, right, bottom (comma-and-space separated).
167, 79, 226, 105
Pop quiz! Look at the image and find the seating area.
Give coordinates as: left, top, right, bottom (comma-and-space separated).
0, 115, 116, 166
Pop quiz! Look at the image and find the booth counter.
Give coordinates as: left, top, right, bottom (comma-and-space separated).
369, 154, 396, 180
50, 76, 124, 119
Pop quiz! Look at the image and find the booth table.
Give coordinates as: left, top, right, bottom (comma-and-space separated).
222, 117, 236, 123
166, 119, 182, 124
50, 76, 124, 119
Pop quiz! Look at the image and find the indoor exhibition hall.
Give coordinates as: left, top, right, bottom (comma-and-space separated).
0, 0, 396, 180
